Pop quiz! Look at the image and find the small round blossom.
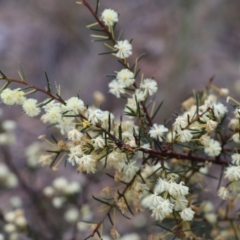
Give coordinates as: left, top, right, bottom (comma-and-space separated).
150, 199, 174, 221
122, 161, 139, 182
6, 173, 18, 188
204, 139, 221, 157
43, 186, 55, 197
68, 145, 83, 166
171, 196, 188, 211
0, 88, 16, 105
211, 102, 228, 120
114, 40, 132, 59
41, 105, 62, 124
109, 80, 125, 98
180, 207, 195, 221
116, 69, 135, 87
232, 133, 240, 143
217, 187, 229, 200
93, 136, 105, 149
87, 108, 103, 125
52, 177, 68, 191
68, 129, 83, 141
134, 89, 146, 102
64, 208, 79, 223
204, 213, 217, 224
168, 181, 181, 197
166, 131, 176, 143
225, 165, 240, 181
65, 97, 84, 114
228, 181, 240, 194
205, 120, 218, 133
66, 181, 81, 195
2, 120, 16, 131
149, 123, 168, 141
4, 223, 16, 233
228, 118, 239, 130
231, 153, 240, 166
154, 178, 169, 194
173, 115, 188, 132
199, 134, 211, 146
140, 79, 158, 96
178, 129, 193, 143
4, 211, 15, 222
22, 98, 41, 117
141, 193, 163, 208
177, 182, 189, 196
76, 155, 97, 174
15, 215, 27, 227
101, 111, 114, 129
57, 117, 75, 135
52, 196, 65, 208
101, 9, 118, 26
124, 97, 138, 114
13, 88, 26, 104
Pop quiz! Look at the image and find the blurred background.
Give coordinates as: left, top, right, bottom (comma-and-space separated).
1, 0, 240, 239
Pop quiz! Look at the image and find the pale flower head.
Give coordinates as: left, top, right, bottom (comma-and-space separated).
211, 102, 228, 120
117, 69, 135, 87
154, 178, 169, 194
228, 118, 239, 130
141, 193, 163, 209
13, 88, 26, 105
77, 154, 97, 174
1, 88, 16, 105
66, 181, 82, 195
121, 161, 139, 182
65, 97, 84, 114
140, 78, 158, 96
52, 196, 65, 208
93, 136, 105, 149
217, 187, 229, 200
22, 98, 41, 117
180, 207, 195, 221
42, 105, 62, 124
205, 120, 218, 133
150, 199, 174, 221
2, 120, 16, 131
64, 208, 79, 223
114, 40, 132, 59
177, 129, 193, 143
225, 165, 240, 181
149, 123, 168, 141
87, 107, 103, 125
232, 132, 240, 143
43, 186, 55, 197
52, 177, 68, 191
109, 79, 125, 98
101, 9, 118, 26
204, 139, 221, 157
199, 134, 211, 146
68, 145, 83, 166
68, 129, 83, 141
134, 89, 146, 102
231, 153, 240, 166
173, 115, 188, 132
171, 196, 188, 211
